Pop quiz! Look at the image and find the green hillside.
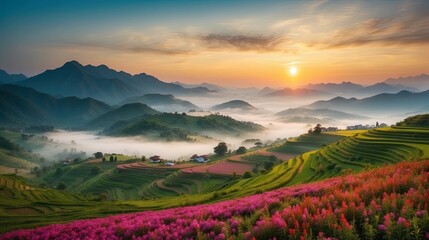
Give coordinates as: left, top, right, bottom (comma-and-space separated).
106, 113, 265, 139
0, 136, 40, 171
1, 116, 429, 233
0, 84, 112, 127
121, 93, 199, 112
84, 103, 159, 129
397, 113, 429, 127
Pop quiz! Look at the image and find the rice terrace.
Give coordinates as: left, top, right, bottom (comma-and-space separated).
1, 0, 429, 239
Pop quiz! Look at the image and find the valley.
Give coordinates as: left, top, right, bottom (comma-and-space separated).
1, 1, 429, 238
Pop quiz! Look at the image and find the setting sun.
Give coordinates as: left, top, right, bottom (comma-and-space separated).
289, 66, 298, 76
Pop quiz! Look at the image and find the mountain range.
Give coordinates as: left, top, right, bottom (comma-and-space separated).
121, 93, 199, 112
304, 81, 418, 97
304, 89, 429, 116
383, 74, 429, 90
0, 70, 27, 84
13, 61, 213, 104
84, 103, 159, 130
264, 88, 330, 98
0, 84, 112, 127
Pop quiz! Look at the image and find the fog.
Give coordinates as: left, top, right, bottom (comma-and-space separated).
38, 119, 315, 162
34, 92, 409, 162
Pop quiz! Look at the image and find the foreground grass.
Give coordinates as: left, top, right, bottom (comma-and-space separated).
2, 160, 428, 239
1, 125, 429, 233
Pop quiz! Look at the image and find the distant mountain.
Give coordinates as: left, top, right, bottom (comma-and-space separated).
76, 63, 215, 96
0, 90, 49, 126
0, 69, 27, 84
16, 61, 139, 104
85, 103, 159, 129
384, 74, 429, 90
121, 93, 199, 112
15, 61, 214, 104
258, 87, 278, 95
0, 84, 112, 127
304, 81, 363, 95
305, 90, 429, 115
173, 81, 223, 92
358, 83, 417, 96
106, 113, 265, 140
211, 100, 257, 111
265, 88, 330, 98
304, 81, 416, 97
275, 107, 368, 120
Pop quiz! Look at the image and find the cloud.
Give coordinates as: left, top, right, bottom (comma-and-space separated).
197, 33, 287, 52
315, 1, 429, 48
66, 32, 289, 55
68, 34, 195, 55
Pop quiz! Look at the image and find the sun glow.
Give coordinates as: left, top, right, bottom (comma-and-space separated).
289, 66, 298, 76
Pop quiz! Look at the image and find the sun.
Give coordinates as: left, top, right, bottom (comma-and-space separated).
289, 66, 298, 76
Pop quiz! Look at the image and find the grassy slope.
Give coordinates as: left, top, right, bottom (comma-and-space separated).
107, 113, 264, 138
1, 125, 429, 233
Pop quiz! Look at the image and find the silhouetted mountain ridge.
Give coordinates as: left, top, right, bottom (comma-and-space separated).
0, 84, 112, 127
0, 69, 27, 84
305, 89, 429, 115
15, 61, 214, 104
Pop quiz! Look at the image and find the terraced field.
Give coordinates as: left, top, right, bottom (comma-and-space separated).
1, 116, 428, 234
0, 175, 86, 219
77, 167, 176, 200
269, 132, 345, 155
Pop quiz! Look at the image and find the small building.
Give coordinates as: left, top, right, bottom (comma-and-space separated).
149, 155, 162, 163
165, 162, 175, 166
192, 154, 210, 163
63, 160, 71, 165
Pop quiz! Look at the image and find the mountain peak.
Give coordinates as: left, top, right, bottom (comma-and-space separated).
63, 60, 82, 66
62, 60, 84, 70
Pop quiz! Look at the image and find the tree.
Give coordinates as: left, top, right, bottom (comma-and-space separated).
242, 171, 252, 179
269, 155, 277, 162
90, 166, 101, 175
102, 157, 106, 162
214, 142, 228, 156
254, 142, 263, 148
94, 152, 103, 159
264, 161, 274, 171
313, 124, 322, 134
114, 156, 118, 162
141, 156, 146, 162
109, 155, 114, 162
57, 183, 66, 190
236, 146, 247, 154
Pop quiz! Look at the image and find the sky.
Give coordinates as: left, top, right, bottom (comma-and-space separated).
0, 0, 428, 88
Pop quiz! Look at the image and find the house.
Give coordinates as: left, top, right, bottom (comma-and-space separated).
149, 155, 162, 163
195, 157, 206, 163
192, 154, 210, 163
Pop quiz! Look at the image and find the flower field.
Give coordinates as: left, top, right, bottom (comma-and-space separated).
2, 160, 428, 240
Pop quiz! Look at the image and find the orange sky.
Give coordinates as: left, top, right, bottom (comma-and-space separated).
1, 0, 428, 87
